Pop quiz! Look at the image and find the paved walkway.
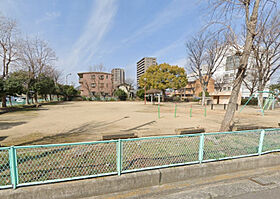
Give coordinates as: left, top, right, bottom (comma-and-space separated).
89, 164, 280, 199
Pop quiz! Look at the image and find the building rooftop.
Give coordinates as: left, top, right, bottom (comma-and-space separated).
77, 72, 112, 75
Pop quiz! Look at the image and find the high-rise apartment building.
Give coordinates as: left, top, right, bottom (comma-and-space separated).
136, 57, 157, 88
111, 68, 125, 89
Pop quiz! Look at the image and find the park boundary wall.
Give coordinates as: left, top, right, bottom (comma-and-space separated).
0, 128, 280, 189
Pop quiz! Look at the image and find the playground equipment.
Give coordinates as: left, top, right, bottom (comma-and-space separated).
240, 89, 280, 116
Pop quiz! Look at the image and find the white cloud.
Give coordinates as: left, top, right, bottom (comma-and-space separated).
35, 11, 61, 24
61, 0, 118, 74
122, 0, 194, 44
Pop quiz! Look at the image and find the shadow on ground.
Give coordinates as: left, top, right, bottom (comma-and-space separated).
18, 116, 130, 145
0, 121, 27, 130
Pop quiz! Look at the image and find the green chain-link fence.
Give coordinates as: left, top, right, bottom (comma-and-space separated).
0, 148, 11, 189
0, 128, 280, 189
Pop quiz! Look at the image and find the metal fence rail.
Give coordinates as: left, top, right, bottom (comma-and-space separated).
0, 128, 280, 189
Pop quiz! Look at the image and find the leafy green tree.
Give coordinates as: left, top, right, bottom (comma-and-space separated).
270, 83, 280, 92
139, 63, 187, 101
114, 89, 127, 101
199, 91, 210, 97
34, 74, 55, 101
0, 78, 4, 98
3, 72, 26, 106
60, 85, 79, 101
136, 89, 145, 100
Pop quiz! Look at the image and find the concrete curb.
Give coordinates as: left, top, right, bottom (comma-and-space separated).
1, 153, 280, 199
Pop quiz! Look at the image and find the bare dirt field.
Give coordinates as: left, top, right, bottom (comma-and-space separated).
0, 101, 279, 146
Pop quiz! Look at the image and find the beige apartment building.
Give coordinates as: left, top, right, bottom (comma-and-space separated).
78, 72, 113, 97
137, 57, 157, 88
111, 68, 125, 90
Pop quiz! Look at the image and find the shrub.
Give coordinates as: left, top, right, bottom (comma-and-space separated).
199, 91, 210, 97
172, 96, 181, 102
136, 89, 145, 99
114, 89, 127, 101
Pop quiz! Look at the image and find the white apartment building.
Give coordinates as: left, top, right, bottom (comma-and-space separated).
213, 49, 270, 98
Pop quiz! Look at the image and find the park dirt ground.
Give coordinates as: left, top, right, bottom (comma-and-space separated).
0, 101, 279, 146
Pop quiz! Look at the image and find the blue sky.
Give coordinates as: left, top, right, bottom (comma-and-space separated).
0, 0, 207, 85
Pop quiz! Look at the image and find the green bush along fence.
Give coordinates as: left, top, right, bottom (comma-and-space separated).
1, 128, 280, 189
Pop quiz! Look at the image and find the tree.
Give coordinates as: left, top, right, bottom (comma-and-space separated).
114, 89, 127, 101
18, 37, 57, 104
136, 89, 145, 100
139, 63, 187, 101
34, 74, 55, 101
209, 0, 271, 131
186, 32, 228, 105
252, 11, 280, 107
60, 85, 79, 101
214, 75, 227, 92
92, 63, 106, 72
270, 82, 280, 91
0, 16, 19, 107
0, 77, 4, 98
125, 77, 135, 89
242, 68, 259, 96
4, 73, 24, 105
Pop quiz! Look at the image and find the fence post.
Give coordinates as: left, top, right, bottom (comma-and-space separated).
199, 134, 205, 163
117, 139, 122, 175
9, 146, 18, 189
258, 130, 265, 155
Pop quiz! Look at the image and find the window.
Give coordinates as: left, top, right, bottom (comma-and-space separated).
91, 92, 95, 96
100, 83, 104, 88
91, 83, 96, 88
226, 55, 240, 71
99, 75, 104, 80
106, 75, 108, 79
106, 83, 108, 88
228, 87, 231, 91
223, 87, 227, 91
91, 75, 95, 79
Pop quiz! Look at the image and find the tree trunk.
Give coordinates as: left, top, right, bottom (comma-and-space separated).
162, 90, 165, 102
49, 94, 52, 101
258, 84, 265, 108
201, 88, 206, 106
1, 95, 7, 107
26, 92, 30, 105
220, 75, 243, 131
34, 93, 38, 104
9, 96, 12, 107
219, 0, 260, 132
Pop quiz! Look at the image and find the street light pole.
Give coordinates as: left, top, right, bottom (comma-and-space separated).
66, 73, 72, 85
144, 78, 147, 105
